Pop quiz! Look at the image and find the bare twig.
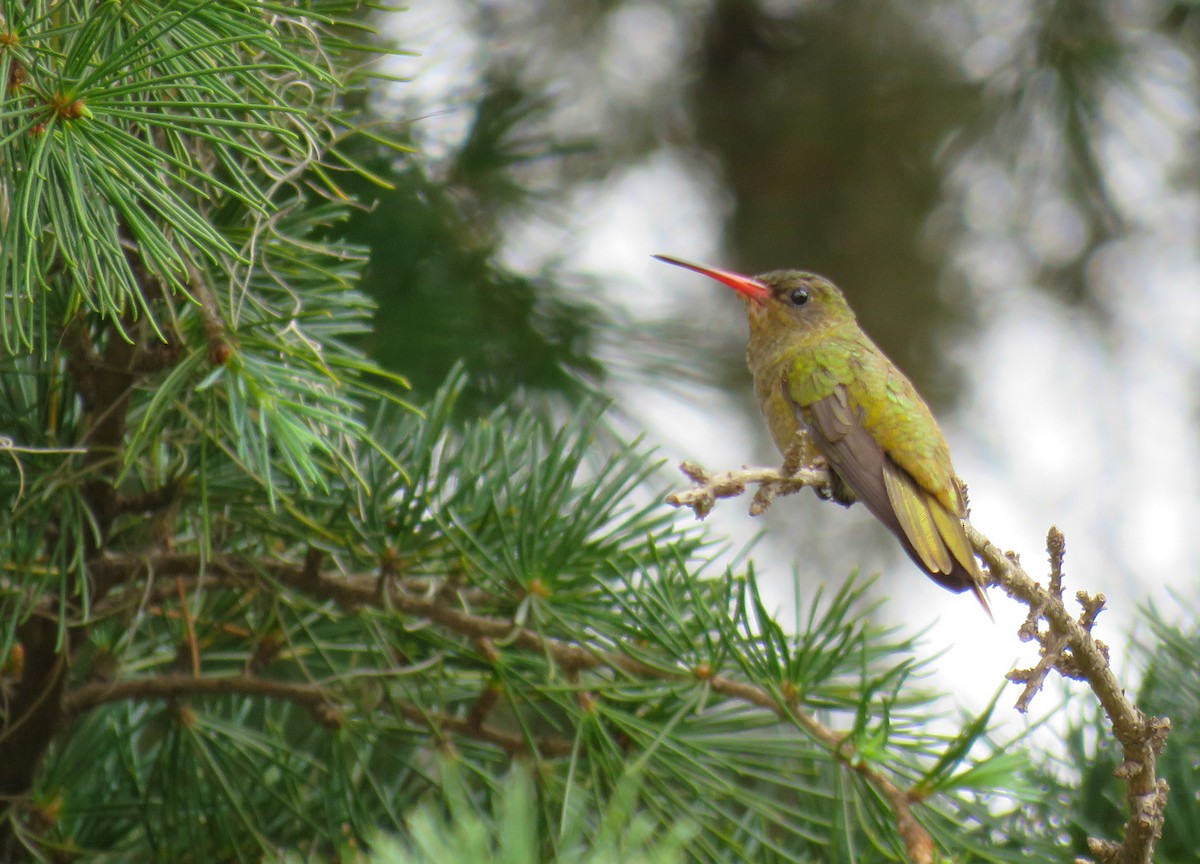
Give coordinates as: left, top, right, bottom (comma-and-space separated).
662, 460, 1170, 864
667, 461, 830, 519
970, 526, 1169, 864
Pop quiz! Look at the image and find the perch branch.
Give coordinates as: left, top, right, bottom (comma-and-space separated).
666, 460, 830, 518
664, 460, 1169, 864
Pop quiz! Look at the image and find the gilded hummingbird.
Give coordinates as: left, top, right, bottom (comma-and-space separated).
654, 255, 990, 613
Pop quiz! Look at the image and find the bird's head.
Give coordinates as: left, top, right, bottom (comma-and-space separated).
653, 255, 856, 340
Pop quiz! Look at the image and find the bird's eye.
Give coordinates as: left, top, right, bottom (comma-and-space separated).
787, 288, 809, 306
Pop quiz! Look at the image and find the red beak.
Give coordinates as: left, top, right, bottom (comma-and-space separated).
653, 254, 771, 301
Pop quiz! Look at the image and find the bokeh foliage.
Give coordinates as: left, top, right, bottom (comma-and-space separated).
340, 81, 605, 412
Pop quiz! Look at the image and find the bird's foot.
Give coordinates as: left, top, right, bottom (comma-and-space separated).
825, 474, 857, 508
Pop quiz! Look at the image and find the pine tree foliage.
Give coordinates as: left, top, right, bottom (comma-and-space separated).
341, 81, 606, 411
0, 2, 1078, 862
11, 369, 1054, 861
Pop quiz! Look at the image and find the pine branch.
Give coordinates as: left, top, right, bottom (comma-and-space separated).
1, 292, 175, 809
86, 549, 932, 862
63, 673, 575, 757
666, 461, 1170, 864
64, 674, 340, 724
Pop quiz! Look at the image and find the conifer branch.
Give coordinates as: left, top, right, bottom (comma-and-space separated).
665, 461, 1170, 864
85, 550, 934, 863
64, 675, 339, 722
62, 673, 575, 756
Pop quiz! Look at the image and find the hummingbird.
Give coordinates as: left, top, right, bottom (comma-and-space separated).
654, 254, 990, 613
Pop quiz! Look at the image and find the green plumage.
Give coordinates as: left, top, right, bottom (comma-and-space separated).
654, 255, 989, 612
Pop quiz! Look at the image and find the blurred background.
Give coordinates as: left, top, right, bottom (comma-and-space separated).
341, 0, 1200, 719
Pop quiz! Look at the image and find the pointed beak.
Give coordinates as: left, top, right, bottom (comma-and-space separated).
652, 254, 771, 302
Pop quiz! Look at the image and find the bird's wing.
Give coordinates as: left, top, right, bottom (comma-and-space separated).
805, 383, 984, 599
792, 345, 965, 518
804, 384, 894, 529
881, 457, 954, 575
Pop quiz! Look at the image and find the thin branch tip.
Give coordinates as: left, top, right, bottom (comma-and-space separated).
966, 522, 1170, 863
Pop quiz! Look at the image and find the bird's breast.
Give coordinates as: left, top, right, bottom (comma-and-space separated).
747, 331, 865, 470
747, 341, 825, 467
751, 366, 801, 456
